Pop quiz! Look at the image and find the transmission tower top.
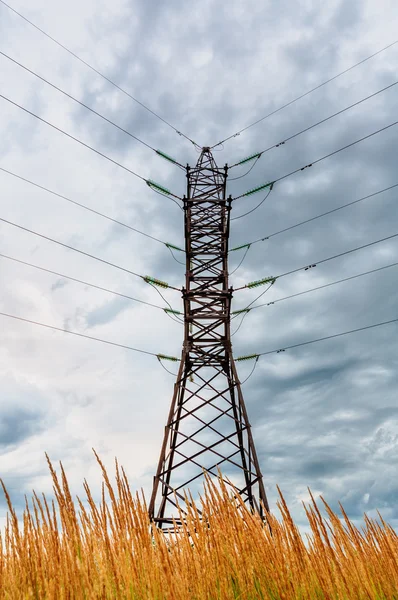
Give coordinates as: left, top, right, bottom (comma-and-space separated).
149, 148, 269, 531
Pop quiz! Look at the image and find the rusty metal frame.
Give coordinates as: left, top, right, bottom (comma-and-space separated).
148, 148, 269, 530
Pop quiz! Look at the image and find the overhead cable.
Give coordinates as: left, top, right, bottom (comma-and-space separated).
0, 50, 185, 167
0, 166, 184, 251
231, 281, 275, 335
235, 318, 398, 361
238, 356, 260, 385
0, 216, 181, 291
145, 281, 184, 324
0, 93, 181, 201
233, 120, 398, 200
230, 80, 398, 168
230, 183, 398, 252
0, 310, 179, 362
0, 252, 184, 315
235, 232, 398, 291
228, 156, 261, 180
0, 0, 199, 148
231, 187, 273, 221
232, 261, 398, 315
212, 38, 398, 147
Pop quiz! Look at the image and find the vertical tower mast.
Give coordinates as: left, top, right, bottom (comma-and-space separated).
149, 148, 269, 529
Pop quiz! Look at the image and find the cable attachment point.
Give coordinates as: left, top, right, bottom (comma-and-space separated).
276, 349, 286, 353
247, 276, 276, 289
146, 179, 172, 196
157, 354, 179, 362
304, 264, 317, 271
165, 242, 184, 252
164, 308, 183, 316
143, 276, 169, 289
242, 181, 274, 197
156, 150, 178, 165
236, 354, 259, 362
235, 152, 262, 166
232, 308, 251, 316
230, 243, 251, 252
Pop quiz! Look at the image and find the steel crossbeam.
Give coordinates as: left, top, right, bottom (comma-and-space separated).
148, 148, 269, 530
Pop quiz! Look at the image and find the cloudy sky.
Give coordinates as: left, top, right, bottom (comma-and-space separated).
0, 0, 398, 533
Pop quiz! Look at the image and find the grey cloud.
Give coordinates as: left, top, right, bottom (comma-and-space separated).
84, 296, 131, 328
1, 0, 397, 532
51, 278, 68, 292
0, 377, 48, 454
297, 456, 356, 479
0, 407, 42, 447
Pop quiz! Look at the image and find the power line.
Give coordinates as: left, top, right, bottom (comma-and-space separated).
0, 216, 181, 291
231, 282, 275, 335
228, 156, 261, 180
0, 93, 181, 200
146, 281, 184, 324
0, 252, 173, 312
233, 120, 398, 200
0, 50, 185, 167
234, 261, 398, 314
231, 187, 273, 221
0, 310, 166, 358
244, 282, 275, 310
239, 356, 260, 385
229, 246, 251, 275
254, 318, 398, 358
230, 183, 398, 251
235, 231, 398, 291
0, 0, 198, 148
0, 166, 184, 250
229, 80, 398, 168
212, 38, 398, 148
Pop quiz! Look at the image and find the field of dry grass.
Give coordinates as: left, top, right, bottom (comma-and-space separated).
1, 452, 397, 599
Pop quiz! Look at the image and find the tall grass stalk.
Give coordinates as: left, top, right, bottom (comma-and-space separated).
0, 453, 397, 599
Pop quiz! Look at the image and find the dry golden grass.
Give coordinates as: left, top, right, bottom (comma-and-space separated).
1, 452, 397, 599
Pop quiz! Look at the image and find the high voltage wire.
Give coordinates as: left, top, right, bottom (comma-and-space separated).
0, 50, 185, 167
0, 252, 178, 313
243, 318, 398, 359
0, 0, 198, 148
228, 156, 261, 181
234, 232, 398, 291
145, 281, 184, 324
212, 38, 398, 148
233, 261, 398, 315
229, 80, 398, 168
0, 216, 181, 291
0, 93, 181, 201
230, 188, 273, 221
231, 281, 275, 335
0, 310, 178, 360
233, 120, 398, 200
230, 183, 398, 252
2, 310, 395, 373
0, 167, 184, 251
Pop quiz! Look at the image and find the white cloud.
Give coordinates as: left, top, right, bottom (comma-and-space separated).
0, 0, 397, 535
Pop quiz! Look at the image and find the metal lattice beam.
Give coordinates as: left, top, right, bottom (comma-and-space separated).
148, 148, 269, 529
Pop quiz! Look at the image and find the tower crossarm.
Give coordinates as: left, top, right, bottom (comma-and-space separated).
149, 148, 270, 531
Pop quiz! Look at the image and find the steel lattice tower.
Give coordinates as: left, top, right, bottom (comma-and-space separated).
149, 148, 269, 529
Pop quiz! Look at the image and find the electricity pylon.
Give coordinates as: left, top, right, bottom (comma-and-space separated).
148, 147, 269, 529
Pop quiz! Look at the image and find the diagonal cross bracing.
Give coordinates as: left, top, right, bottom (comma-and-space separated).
149, 148, 269, 530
